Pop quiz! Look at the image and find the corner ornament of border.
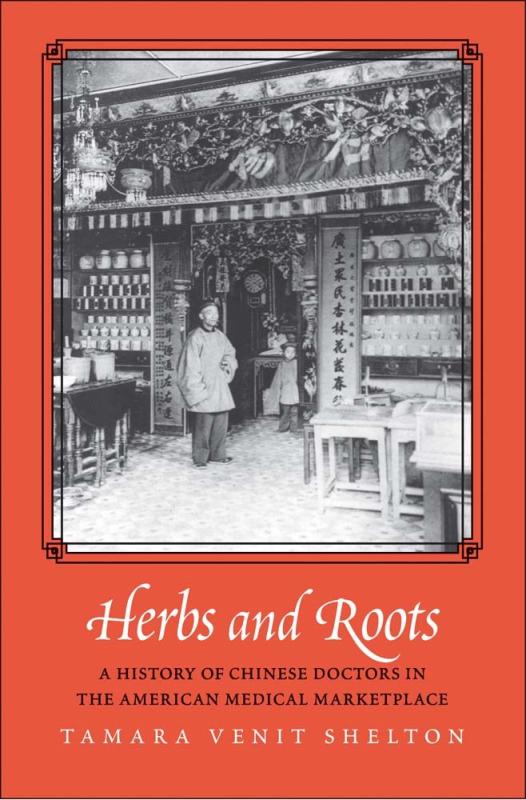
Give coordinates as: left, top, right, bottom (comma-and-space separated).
462, 41, 480, 62
461, 542, 480, 562
45, 542, 65, 562
45, 41, 64, 63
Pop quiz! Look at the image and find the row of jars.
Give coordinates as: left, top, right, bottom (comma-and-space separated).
362, 292, 459, 309
79, 336, 151, 352
79, 249, 150, 270
365, 276, 456, 293
362, 340, 463, 358
363, 313, 459, 337
362, 236, 443, 261
84, 273, 149, 286
81, 316, 150, 338
81, 282, 150, 298
75, 296, 149, 311
86, 314, 150, 325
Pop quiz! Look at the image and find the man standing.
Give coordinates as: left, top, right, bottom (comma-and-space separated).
176, 300, 238, 468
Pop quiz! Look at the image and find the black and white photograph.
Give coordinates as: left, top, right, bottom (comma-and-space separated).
52, 48, 472, 554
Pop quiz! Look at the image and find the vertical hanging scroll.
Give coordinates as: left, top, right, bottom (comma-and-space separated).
318, 220, 361, 408
153, 242, 186, 432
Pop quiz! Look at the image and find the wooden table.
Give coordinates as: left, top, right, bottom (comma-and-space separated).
311, 406, 392, 517
54, 378, 136, 486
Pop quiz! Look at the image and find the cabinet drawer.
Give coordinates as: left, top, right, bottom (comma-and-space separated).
418, 359, 471, 378
363, 357, 419, 377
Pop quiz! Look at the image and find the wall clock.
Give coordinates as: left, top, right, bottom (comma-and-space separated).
243, 270, 266, 294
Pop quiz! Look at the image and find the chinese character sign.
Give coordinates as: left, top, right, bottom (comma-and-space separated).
153, 242, 185, 430
318, 224, 361, 408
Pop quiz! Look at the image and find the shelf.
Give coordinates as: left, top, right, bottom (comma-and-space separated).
74, 305, 151, 312
362, 356, 471, 379
362, 256, 450, 267
362, 290, 458, 296
363, 306, 460, 313
76, 268, 150, 276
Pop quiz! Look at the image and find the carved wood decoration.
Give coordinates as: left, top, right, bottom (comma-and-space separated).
191, 219, 313, 290
60, 72, 466, 230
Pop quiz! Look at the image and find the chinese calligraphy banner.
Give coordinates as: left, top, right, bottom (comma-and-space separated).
318, 221, 361, 408
153, 242, 185, 431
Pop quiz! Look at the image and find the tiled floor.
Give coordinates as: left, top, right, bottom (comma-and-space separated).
55, 418, 425, 553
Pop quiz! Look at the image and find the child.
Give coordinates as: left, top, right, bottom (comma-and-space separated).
270, 341, 300, 432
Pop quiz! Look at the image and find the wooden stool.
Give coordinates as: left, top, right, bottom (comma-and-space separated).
304, 423, 359, 485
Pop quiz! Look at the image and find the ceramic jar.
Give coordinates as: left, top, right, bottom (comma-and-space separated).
79, 254, 95, 270
140, 325, 150, 337
96, 250, 111, 270
130, 326, 140, 338
112, 250, 128, 269
395, 265, 407, 277
417, 265, 429, 277
110, 325, 120, 338
407, 236, 431, 258
380, 239, 403, 259
361, 239, 378, 260
129, 249, 145, 269
378, 265, 391, 277
120, 326, 130, 337
100, 324, 110, 337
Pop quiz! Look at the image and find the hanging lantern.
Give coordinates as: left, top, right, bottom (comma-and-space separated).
120, 168, 153, 205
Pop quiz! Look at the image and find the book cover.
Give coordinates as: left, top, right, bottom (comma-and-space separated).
1, 2, 524, 799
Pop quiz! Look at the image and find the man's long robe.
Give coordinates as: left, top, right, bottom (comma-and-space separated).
176, 327, 237, 413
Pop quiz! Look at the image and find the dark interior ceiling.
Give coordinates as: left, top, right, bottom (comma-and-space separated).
54, 50, 336, 97
55, 49, 456, 100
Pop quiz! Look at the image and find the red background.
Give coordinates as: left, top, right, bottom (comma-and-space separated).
1, 2, 525, 798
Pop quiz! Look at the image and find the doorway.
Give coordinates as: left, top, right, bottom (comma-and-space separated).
191, 255, 301, 422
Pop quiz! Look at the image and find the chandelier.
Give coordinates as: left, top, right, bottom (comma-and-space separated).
64, 61, 115, 210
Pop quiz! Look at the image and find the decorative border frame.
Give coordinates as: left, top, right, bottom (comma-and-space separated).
43, 37, 481, 565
